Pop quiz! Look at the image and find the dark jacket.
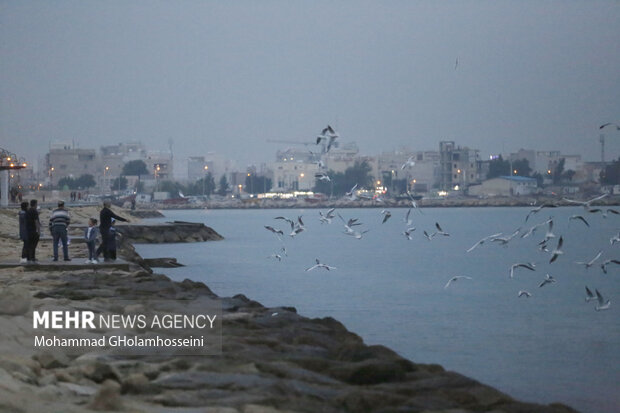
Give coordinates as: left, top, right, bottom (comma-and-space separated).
25, 208, 40, 236
19, 210, 27, 240
49, 207, 71, 231
99, 207, 127, 230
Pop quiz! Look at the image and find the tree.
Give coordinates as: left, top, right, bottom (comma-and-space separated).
57, 174, 97, 190
512, 159, 532, 177
122, 160, 149, 176
553, 158, 565, 185
245, 174, 272, 194
217, 175, 230, 196
487, 155, 510, 179
111, 176, 128, 191
313, 161, 374, 197
159, 180, 186, 197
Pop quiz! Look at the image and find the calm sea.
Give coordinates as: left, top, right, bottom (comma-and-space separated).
135, 206, 619, 413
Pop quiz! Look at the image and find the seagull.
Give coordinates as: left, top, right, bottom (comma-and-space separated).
319, 208, 336, 224
401, 156, 415, 170
381, 210, 392, 224
275, 216, 296, 231
267, 253, 282, 261
563, 193, 608, 211
538, 219, 556, 244
600, 259, 620, 274
599, 122, 620, 130
345, 184, 358, 200
406, 191, 423, 214
264, 225, 284, 237
610, 233, 620, 246
403, 227, 416, 240
595, 289, 611, 311
518, 290, 532, 298
315, 172, 331, 182
521, 218, 551, 238
510, 262, 536, 279
403, 208, 413, 226
491, 228, 520, 246
585, 286, 597, 303
444, 275, 472, 289
575, 250, 603, 269
525, 204, 557, 222
305, 258, 336, 272
423, 230, 435, 241
434, 222, 449, 236
290, 226, 305, 237
345, 229, 369, 239
568, 215, 590, 227
316, 125, 339, 152
539, 274, 556, 288
280, 246, 288, 257
467, 232, 503, 252
603, 209, 620, 218
337, 212, 362, 228
549, 236, 564, 263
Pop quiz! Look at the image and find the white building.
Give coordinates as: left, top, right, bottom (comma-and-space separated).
469, 176, 538, 197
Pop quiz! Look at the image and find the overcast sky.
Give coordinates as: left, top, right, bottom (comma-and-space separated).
1, 1, 619, 175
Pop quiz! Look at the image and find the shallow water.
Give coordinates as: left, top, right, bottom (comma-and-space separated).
135, 206, 620, 413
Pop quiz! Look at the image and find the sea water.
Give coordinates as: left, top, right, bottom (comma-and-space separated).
135, 206, 620, 413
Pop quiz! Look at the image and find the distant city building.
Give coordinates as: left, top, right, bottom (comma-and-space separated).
469, 176, 538, 197
100, 142, 148, 190
439, 141, 480, 190
376, 150, 440, 193
45, 143, 98, 187
146, 150, 173, 181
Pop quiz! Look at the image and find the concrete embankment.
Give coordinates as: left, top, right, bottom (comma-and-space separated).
0, 206, 580, 413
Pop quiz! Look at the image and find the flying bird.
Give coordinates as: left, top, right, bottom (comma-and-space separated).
403, 227, 416, 240
267, 253, 282, 262
316, 125, 339, 152
585, 286, 597, 303
435, 222, 449, 236
518, 290, 532, 298
305, 258, 336, 272
444, 275, 472, 289
549, 236, 564, 263
491, 229, 521, 246
525, 204, 557, 222
610, 233, 620, 246
510, 262, 536, 279
381, 210, 392, 224
539, 274, 556, 288
599, 122, 620, 130
575, 250, 603, 269
595, 289, 611, 311
467, 232, 503, 253
568, 215, 589, 227
563, 194, 608, 211
264, 226, 284, 237
315, 172, 331, 182
401, 156, 415, 170
600, 259, 620, 274
403, 208, 413, 226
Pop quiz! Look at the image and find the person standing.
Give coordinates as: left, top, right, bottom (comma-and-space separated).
96, 200, 129, 261
49, 200, 71, 261
84, 218, 99, 264
18, 201, 29, 263
24, 199, 41, 263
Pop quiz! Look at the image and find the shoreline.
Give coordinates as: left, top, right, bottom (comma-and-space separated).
0, 206, 581, 412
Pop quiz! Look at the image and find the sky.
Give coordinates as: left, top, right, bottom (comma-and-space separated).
1, 1, 620, 175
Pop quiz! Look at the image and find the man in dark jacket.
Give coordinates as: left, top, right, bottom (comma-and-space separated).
24, 199, 41, 263
49, 200, 71, 261
96, 200, 129, 261
18, 201, 28, 263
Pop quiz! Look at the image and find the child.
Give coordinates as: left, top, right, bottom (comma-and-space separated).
84, 218, 100, 264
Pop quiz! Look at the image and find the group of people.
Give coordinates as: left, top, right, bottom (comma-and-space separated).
18, 199, 129, 264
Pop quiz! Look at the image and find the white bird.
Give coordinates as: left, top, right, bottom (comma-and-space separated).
319, 208, 336, 224
491, 229, 520, 246
521, 218, 551, 239
305, 258, 336, 272
401, 156, 415, 170
585, 286, 597, 303
600, 259, 620, 274
290, 226, 305, 237
467, 232, 503, 252
525, 204, 557, 222
509, 262, 536, 279
610, 233, 620, 246
539, 274, 556, 288
538, 219, 556, 244
267, 253, 282, 261
403, 227, 416, 240
316, 125, 339, 152
568, 215, 590, 227
381, 210, 392, 224
406, 191, 423, 214
518, 290, 532, 298
595, 289, 611, 311
345, 184, 358, 200
575, 250, 603, 269
444, 276, 472, 289
423, 230, 435, 241
315, 172, 331, 182
549, 236, 564, 263
435, 222, 449, 236
403, 208, 413, 226
563, 193, 608, 211
344, 228, 369, 239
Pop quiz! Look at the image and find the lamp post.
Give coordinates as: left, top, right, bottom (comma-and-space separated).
248, 173, 253, 194
102, 166, 109, 194
155, 165, 161, 192
202, 165, 209, 196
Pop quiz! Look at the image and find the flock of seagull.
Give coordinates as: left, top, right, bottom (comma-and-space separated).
263, 187, 617, 312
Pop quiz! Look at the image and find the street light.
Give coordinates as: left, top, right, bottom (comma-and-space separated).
202, 165, 209, 196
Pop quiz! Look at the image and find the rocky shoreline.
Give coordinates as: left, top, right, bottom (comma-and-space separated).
0, 206, 580, 412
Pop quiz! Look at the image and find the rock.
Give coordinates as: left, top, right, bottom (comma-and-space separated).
121, 373, 156, 394
88, 380, 123, 411
0, 286, 31, 315
58, 382, 97, 396
34, 352, 70, 369
79, 361, 121, 383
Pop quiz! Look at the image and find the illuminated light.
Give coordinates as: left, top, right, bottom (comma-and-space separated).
204, 165, 208, 170
22, 163, 27, 167
457, 169, 461, 174
413, 179, 417, 183
513, 170, 518, 174
9, 163, 14, 167
454, 185, 460, 191
300, 173, 305, 178
438, 190, 448, 196
247, 173, 251, 176
376, 180, 381, 185
547, 170, 551, 174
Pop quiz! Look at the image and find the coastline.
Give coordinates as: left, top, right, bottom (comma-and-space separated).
0, 206, 581, 412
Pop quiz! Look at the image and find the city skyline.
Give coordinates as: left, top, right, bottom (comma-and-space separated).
2, 2, 620, 170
